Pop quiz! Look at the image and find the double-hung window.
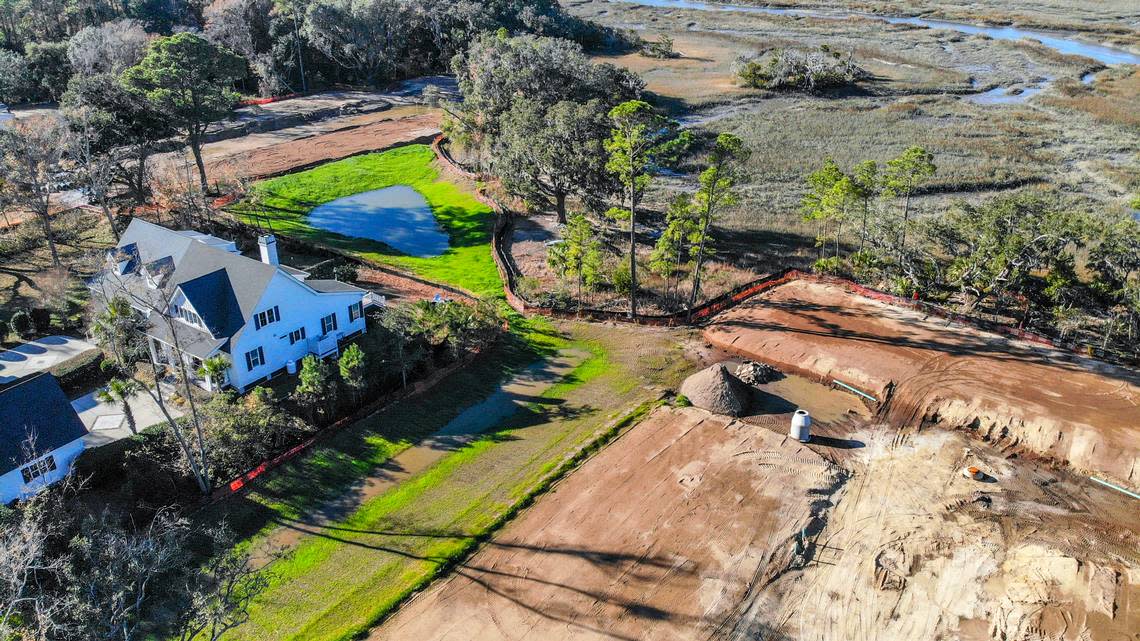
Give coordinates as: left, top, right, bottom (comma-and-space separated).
20, 455, 57, 484
254, 306, 280, 330
320, 313, 338, 335
288, 326, 307, 345
244, 346, 265, 371
348, 301, 364, 322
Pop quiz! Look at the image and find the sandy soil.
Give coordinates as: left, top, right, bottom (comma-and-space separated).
705, 279, 1140, 487
733, 424, 1140, 641
373, 370, 1139, 641
373, 405, 841, 640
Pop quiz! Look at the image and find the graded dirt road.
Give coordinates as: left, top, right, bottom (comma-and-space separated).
705, 279, 1140, 487
373, 405, 840, 641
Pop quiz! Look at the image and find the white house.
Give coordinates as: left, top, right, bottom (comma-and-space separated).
90, 219, 372, 392
0, 374, 88, 504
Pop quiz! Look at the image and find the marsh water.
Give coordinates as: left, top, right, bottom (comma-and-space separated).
611, 0, 1140, 103
307, 185, 449, 257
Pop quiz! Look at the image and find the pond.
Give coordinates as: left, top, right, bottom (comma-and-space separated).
306, 185, 450, 257
611, 0, 1140, 103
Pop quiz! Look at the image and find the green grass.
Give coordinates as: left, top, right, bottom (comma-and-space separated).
224, 342, 661, 641
231, 144, 501, 297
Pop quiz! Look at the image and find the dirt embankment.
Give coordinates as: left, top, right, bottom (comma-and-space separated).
373, 406, 843, 641
731, 426, 1140, 641
705, 279, 1140, 487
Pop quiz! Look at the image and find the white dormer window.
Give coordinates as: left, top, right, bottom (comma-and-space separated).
254, 306, 280, 330
171, 304, 202, 327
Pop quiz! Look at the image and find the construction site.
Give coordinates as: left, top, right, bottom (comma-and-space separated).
374, 276, 1139, 641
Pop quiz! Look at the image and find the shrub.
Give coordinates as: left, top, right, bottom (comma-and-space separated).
736, 46, 867, 93
29, 308, 52, 333
611, 263, 632, 296
641, 35, 678, 59
9, 310, 31, 337
49, 349, 107, 397
812, 256, 843, 275
674, 394, 692, 407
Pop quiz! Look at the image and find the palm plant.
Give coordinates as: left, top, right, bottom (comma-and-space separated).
97, 377, 141, 434
197, 354, 230, 390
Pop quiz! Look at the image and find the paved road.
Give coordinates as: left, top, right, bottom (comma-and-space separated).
0, 336, 98, 385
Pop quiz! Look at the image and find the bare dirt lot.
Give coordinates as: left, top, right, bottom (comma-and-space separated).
705, 279, 1140, 486
734, 423, 1140, 641
374, 405, 841, 641
155, 108, 441, 183
374, 385, 1139, 641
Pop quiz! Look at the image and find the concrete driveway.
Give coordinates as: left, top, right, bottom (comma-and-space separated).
0, 336, 98, 384
72, 386, 182, 448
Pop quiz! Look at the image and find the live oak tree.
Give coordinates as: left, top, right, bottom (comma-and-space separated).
62, 73, 176, 205
452, 32, 643, 151
0, 115, 70, 267
495, 98, 613, 223
0, 49, 30, 109
929, 192, 1086, 314
303, 0, 410, 87
122, 33, 246, 194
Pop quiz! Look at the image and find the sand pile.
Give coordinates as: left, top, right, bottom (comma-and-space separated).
680, 363, 751, 416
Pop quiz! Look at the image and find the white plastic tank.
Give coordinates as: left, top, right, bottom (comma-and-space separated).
286, 359, 298, 375
790, 409, 811, 442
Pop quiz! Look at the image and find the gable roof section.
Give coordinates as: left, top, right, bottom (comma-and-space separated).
177, 268, 246, 339
0, 374, 87, 473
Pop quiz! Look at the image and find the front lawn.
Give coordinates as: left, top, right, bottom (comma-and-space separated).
230, 144, 500, 298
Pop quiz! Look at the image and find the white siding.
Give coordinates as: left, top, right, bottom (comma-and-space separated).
0, 438, 86, 504
227, 273, 365, 391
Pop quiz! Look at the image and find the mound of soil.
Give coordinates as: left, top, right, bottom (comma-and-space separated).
680, 363, 751, 416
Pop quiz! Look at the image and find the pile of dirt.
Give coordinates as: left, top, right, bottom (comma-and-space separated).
735, 360, 780, 385
679, 362, 751, 416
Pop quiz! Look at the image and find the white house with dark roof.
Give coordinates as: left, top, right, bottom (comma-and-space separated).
90, 219, 370, 392
0, 374, 88, 504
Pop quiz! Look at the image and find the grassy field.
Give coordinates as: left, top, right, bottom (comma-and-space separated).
232, 144, 500, 298
211, 322, 691, 641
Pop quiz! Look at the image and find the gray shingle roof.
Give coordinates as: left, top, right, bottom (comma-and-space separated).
306, 279, 366, 294
101, 220, 363, 354
0, 374, 87, 473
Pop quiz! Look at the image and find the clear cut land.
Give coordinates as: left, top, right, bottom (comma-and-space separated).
232, 144, 499, 297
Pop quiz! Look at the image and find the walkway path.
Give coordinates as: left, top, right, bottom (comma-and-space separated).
0, 336, 97, 385
256, 348, 590, 557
